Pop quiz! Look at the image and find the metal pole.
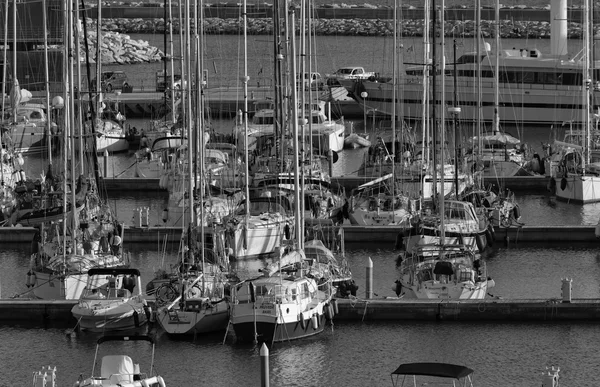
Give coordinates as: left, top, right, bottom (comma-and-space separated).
366, 257, 373, 299
260, 342, 270, 387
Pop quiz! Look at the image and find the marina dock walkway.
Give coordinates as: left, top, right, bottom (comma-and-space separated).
2, 297, 599, 327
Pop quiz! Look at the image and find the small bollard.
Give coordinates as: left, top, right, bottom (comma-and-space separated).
103, 149, 109, 177
561, 278, 572, 303
260, 342, 270, 387
366, 257, 373, 299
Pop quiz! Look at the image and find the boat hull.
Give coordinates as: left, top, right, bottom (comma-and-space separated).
232, 311, 327, 343
71, 304, 148, 331
31, 272, 89, 300
343, 78, 596, 126
554, 175, 600, 203
227, 223, 285, 260
401, 280, 490, 300
8, 124, 47, 155
156, 300, 229, 335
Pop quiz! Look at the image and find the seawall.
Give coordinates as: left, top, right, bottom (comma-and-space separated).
88, 17, 592, 39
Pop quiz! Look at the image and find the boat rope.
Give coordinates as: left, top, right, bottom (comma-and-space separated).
114, 160, 138, 178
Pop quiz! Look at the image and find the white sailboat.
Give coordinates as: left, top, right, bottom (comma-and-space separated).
155, 8, 231, 335
551, 0, 600, 203
27, 2, 126, 300
396, 0, 495, 300
231, 1, 335, 343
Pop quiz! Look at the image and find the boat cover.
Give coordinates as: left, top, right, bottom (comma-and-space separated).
100, 355, 134, 384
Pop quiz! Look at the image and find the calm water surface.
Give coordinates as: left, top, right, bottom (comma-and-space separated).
3, 244, 600, 386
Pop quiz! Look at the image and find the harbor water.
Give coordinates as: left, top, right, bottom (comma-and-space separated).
6, 34, 600, 386
3, 243, 600, 386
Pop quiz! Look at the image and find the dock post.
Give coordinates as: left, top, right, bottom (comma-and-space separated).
328, 149, 334, 176
366, 257, 373, 299
260, 342, 270, 387
561, 278, 572, 303
103, 149, 109, 177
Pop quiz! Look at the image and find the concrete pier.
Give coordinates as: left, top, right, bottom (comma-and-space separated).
2, 297, 600, 325
1, 224, 595, 244
335, 298, 600, 321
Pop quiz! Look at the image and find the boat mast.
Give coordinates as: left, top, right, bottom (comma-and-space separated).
391, 0, 397, 223
1, 0, 7, 121
42, 0, 52, 165
493, 0, 500, 135
289, 3, 302, 250
243, 0, 250, 220
167, 0, 175, 124
11, 0, 17, 124
475, 0, 482, 172
584, 0, 591, 171
439, 0, 445, 243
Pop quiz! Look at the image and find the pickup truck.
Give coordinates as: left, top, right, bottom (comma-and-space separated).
326, 66, 376, 86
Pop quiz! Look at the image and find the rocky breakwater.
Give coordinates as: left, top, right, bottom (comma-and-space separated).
95, 17, 593, 39
83, 21, 164, 64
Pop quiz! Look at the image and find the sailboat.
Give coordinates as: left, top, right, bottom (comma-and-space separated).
26, 2, 127, 300
154, 11, 232, 335
230, 1, 335, 343
395, 0, 494, 300
549, 0, 600, 203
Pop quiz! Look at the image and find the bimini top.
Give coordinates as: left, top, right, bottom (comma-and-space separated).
391, 362, 474, 379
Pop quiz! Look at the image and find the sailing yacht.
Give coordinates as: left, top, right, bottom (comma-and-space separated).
26, 4, 127, 300
548, 0, 600, 203
231, 1, 336, 343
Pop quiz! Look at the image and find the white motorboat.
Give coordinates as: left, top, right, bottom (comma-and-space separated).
340, 0, 591, 126
236, 99, 346, 154
391, 362, 476, 387
72, 335, 166, 387
394, 244, 495, 300
71, 268, 148, 332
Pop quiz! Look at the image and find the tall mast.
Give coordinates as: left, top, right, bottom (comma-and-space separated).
439, 0, 445, 243
476, 0, 482, 170
42, 0, 52, 165
243, 0, 250, 219
289, 4, 302, 250
584, 0, 591, 170
391, 0, 397, 223
11, 0, 17, 124
493, 0, 500, 135
168, 0, 175, 124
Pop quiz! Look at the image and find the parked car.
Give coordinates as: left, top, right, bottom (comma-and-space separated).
91, 71, 130, 93
156, 71, 186, 92
297, 72, 325, 90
